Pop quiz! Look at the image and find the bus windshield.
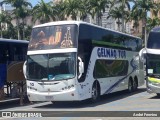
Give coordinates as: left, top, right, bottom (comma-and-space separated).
147, 32, 160, 49
27, 53, 76, 81
146, 54, 160, 76
28, 24, 78, 50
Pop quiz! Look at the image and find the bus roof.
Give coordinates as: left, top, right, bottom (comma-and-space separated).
33, 21, 141, 39
0, 38, 28, 44
151, 26, 160, 32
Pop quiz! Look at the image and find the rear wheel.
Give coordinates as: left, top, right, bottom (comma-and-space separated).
157, 93, 160, 97
91, 82, 100, 102
128, 79, 133, 93
133, 79, 138, 91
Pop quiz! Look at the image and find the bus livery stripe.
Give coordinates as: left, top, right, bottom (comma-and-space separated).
105, 58, 138, 94
148, 77, 160, 83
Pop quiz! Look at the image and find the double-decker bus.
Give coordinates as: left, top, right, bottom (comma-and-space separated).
144, 27, 160, 97
24, 21, 144, 102
0, 39, 28, 99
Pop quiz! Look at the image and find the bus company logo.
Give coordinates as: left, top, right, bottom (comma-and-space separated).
97, 47, 126, 59
2, 112, 11, 118
61, 27, 73, 48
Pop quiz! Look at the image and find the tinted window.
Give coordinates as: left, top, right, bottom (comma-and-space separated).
147, 32, 160, 49
78, 41, 92, 82
12, 44, 28, 61
146, 54, 160, 75
0, 43, 10, 63
93, 60, 128, 78
79, 24, 142, 51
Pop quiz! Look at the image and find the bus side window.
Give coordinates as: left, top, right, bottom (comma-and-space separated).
13, 45, 24, 61
0, 44, 10, 63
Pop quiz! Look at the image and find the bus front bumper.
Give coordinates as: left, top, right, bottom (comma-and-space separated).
27, 88, 80, 101
147, 83, 160, 94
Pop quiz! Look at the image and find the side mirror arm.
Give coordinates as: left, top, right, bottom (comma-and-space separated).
78, 57, 84, 79
23, 61, 27, 79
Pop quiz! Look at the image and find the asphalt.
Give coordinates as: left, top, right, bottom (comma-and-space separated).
0, 97, 30, 110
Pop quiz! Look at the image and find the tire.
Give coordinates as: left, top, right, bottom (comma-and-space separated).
91, 82, 100, 103
133, 79, 138, 91
128, 79, 133, 93
156, 93, 160, 97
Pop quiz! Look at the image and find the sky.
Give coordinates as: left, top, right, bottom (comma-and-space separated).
28, 0, 52, 6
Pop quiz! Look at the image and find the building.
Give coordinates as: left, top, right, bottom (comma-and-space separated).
53, 0, 131, 34
151, 0, 160, 18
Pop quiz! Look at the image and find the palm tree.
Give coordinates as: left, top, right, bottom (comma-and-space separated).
2, 0, 32, 40
110, 0, 134, 32
53, 0, 66, 21
0, 11, 12, 38
12, 6, 31, 39
2, 24, 17, 39
63, 0, 82, 20
20, 7, 31, 39
87, 0, 110, 26
132, 0, 157, 45
2, 0, 32, 8
107, 6, 123, 31
63, 0, 89, 21
78, 0, 88, 21
146, 17, 160, 33
32, 0, 54, 24
130, 6, 141, 34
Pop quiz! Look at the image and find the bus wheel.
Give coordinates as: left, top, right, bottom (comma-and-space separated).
133, 78, 138, 91
156, 93, 160, 97
91, 82, 100, 102
128, 79, 133, 93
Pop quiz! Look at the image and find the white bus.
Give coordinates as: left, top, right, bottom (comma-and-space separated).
143, 27, 160, 97
24, 21, 144, 102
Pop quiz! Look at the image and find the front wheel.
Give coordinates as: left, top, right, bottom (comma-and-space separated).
91, 83, 100, 102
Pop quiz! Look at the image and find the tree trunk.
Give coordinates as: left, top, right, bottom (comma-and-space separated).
117, 19, 121, 31
22, 18, 26, 40
16, 18, 21, 40
121, 0, 125, 32
142, 11, 147, 47
122, 15, 125, 32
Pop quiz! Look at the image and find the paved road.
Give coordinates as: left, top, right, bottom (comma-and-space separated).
1, 84, 160, 120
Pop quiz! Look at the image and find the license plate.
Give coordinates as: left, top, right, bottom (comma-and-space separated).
45, 96, 53, 100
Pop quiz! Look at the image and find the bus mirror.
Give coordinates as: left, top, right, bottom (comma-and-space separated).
79, 61, 84, 74
23, 61, 27, 79
139, 48, 146, 62
78, 57, 84, 79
